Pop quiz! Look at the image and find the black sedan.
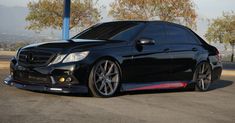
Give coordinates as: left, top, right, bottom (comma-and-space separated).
4, 21, 222, 97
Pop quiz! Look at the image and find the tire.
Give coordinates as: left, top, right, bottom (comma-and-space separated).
193, 62, 212, 91
88, 59, 121, 97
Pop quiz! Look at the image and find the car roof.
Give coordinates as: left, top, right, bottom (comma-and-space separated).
102, 20, 188, 29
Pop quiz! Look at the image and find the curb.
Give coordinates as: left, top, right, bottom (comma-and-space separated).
222, 70, 235, 76
0, 61, 9, 69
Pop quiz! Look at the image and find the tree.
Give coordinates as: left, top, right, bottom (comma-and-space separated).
109, 0, 197, 29
205, 11, 235, 62
26, 0, 101, 31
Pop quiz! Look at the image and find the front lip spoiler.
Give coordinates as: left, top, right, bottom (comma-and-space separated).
3, 76, 88, 93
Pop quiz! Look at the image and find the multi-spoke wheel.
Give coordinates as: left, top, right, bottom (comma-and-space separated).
88, 59, 120, 97
194, 62, 212, 91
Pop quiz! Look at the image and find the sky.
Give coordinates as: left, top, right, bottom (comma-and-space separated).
0, 0, 234, 39
0, 0, 234, 19
0, 0, 234, 51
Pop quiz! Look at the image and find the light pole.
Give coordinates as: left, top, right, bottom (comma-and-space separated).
231, 40, 235, 62
62, 0, 71, 40
231, 30, 235, 62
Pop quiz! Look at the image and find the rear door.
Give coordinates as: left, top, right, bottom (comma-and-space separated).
129, 22, 173, 83
164, 24, 202, 81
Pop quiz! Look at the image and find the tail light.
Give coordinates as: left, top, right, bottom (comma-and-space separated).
216, 50, 222, 62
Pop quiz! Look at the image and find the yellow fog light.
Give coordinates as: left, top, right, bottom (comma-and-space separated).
59, 77, 65, 83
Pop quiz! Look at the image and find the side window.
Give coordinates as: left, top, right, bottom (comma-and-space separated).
111, 23, 145, 41
187, 30, 202, 45
165, 24, 199, 44
139, 23, 166, 44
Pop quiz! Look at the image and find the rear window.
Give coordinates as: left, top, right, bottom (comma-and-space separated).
165, 24, 199, 44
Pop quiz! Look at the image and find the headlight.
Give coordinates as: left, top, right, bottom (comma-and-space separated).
16, 48, 22, 60
50, 54, 66, 65
63, 51, 89, 63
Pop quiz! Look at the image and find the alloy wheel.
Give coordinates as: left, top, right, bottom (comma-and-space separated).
196, 62, 212, 91
93, 60, 120, 96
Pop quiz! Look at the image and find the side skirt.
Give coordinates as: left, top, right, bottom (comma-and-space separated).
121, 81, 189, 92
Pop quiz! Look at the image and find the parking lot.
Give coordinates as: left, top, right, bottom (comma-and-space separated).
0, 55, 235, 123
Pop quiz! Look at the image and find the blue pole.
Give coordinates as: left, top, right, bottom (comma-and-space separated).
62, 0, 71, 40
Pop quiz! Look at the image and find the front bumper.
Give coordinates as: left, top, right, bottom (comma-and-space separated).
4, 75, 88, 93
5, 57, 90, 93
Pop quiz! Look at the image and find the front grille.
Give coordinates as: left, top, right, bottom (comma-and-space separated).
18, 50, 55, 67
14, 70, 51, 85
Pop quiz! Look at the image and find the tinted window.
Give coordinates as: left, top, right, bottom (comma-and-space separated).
111, 24, 145, 41
139, 23, 166, 44
165, 24, 198, 44
73, 22, 145, 41
189, 30, 203, 45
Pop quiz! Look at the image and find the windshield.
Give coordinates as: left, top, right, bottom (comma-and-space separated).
72, 22, 145, 41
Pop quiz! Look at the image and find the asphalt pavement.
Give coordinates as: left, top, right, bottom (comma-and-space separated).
0, 55, 235, 123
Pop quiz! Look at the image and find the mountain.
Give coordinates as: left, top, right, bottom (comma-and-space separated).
0, 33, 34, 42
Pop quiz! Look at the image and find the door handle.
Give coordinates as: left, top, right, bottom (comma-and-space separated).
192, 47, 198, 51
163, 48, 170, 53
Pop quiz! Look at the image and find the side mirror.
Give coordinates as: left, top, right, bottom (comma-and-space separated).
137, 38, 155, 45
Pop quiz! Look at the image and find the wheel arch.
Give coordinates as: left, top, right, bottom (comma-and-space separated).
190, 53, 212, 82
194, 53, 211, 72
87, 55, 123, 97
90, 56, 123, 80
192, 58, 212, 82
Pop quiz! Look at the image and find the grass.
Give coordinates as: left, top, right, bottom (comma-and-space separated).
0, 51, 16, 56
0, 51, 14, 69
0, 61, 10, 69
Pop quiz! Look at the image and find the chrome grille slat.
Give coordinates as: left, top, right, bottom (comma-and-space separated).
18, 50, 55, 67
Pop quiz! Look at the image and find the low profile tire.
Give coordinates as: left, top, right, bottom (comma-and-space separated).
193, 62, 212, 91
88, 59, 121, 97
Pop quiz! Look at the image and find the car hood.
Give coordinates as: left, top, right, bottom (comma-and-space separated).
22, 39, 126, 52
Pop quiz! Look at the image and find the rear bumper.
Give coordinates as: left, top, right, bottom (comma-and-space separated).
209, 55, 223, 82
212, 67, 222, 82
4, 76, 88, 93
212, 65, 222, 82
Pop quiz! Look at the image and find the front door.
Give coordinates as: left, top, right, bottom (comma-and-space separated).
128, 22, 173, 83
